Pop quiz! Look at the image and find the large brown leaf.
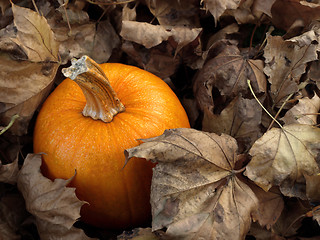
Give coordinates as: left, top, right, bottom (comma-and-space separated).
126, 128, 259, 240
245, 124, 320, 199
194, 44, 266, 112
263, 31, 319, 107
0, 3, 59, 135
17, 154, 91, 240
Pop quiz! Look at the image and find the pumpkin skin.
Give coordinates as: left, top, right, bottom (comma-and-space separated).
33, 62, 190, 229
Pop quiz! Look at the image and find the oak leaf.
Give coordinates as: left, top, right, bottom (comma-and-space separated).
17, 154, 90, 240
126, 128, 259, 240
245, 124, 320, 199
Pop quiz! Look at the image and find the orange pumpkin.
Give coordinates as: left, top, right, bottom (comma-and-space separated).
33, 56, 190, 229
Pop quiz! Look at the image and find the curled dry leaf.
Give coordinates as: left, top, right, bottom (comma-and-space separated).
120, 20, 202, 50
281, 94, 320, 125
263, 33, 319, 107
0, 3, 60, 135
0, 158, 19, 184
245, 124, 320, 199
202, 0, 241, 25
17, 154, 90, 240
193, 44, 266, 112
126, 128, 259, 240
202, 96, 262, 153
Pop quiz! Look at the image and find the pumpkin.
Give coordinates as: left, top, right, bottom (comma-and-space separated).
33, 56, 190, 229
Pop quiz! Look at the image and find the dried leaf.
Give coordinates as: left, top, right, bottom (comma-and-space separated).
120, 20, 201, 50
263, 33, 319, 107
252, 0, 277, 17
271, 0, 320, 30
305, 174, 320, 202
194, 44, 266, 112
0, 158, 19, 184
146, 0, 200, 27
118, 228, 164, 240
281, 95, 320, 125
202, 96, 262, 153
17, 154, 89, 240
245, 124, 320, 199
202, 0, 241, 25
126, 128, 259, 240
225, 0, 256, 25
0, 3, 60, 135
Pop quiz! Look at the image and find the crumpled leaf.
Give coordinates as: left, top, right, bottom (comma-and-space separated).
309, 60, 320, 89
193, 44, 266, 112
0, 3, 60, 135
120, 20, 202, 50
252, 0, 277, 17
281, 94, 320, 125
245, 124, 320, 199
202, 96, 262, 153
146, 0, 200, 27
126, 128, 259, 240
271, 0, 320, 30
201, 0, 241, 25
17, 154, 90, 240
0, 158, 19, 184
225, 0, 256, 25
263, 33, 319, 107
118, 228, 164, 240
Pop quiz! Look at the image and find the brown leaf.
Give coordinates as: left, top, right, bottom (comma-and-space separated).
252, 0, 277, 17
0, 3, 60, 135
126, 128, 259, 240
309, 60, 320, 90
281, 95, 320, 125
146, 0, 200, 27
17, 154, 90, 240
263, 33, 319, 107
305, 174, 320, 202
118, 228, 164, 240
245, 124, 320, 199
0, 158, 19, 184
202, 0, 241, 25
202, 96, 262, 153
271, 0, 320, 30
193, 44, 266, 112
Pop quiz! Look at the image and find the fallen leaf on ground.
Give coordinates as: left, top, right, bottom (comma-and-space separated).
202, 0, 241, 25
193, 44, 266, 112
202, 96, 262, 153
0, 158, 19, 184
263, 33, 319, 107
0, 3, 60, 135
126, 128, 259, 240
252, 0, 277, 17
118, 228, 164, 240
281, 94, 320, 125
245, 124, 320, 199
17, 154, 90, 240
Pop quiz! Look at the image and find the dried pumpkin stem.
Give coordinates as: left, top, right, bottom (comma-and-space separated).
62, 56, 125, 122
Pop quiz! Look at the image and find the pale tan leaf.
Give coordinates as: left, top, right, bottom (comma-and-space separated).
305, 174, 320, 202
0, 158, 19, 184
263, 33, 319, 107
202, 0, 241, 25
245, 124, 320, 199
252, 0, 277, 17
202, 96, 262, 152
118, 228, 164, 240
281, 95, 320, 125
17, 154, 89, 239
126, 128, 259, 240
0, 4, 60, 135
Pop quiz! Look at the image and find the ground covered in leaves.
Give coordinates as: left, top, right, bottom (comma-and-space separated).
1, 0, 320, 239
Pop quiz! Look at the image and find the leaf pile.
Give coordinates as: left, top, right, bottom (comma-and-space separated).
0, 0, 320, 239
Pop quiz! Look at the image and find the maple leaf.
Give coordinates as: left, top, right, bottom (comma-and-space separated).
202, 96, 262, 153
126, 128, 259, 240
245, 124, 320, 199
201, 0, 241, 25
17, 154, 90, 240
263, 33, 319, 107
193, 44, 266, 112
281, 94, 320, 125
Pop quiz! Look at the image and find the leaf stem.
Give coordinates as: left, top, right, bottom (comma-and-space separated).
247, 79, 283, 129
0, 114, 19, 136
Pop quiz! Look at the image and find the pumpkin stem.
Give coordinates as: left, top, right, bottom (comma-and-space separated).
62, 56, 125, 122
